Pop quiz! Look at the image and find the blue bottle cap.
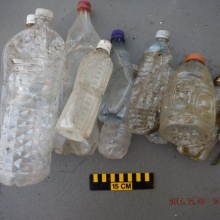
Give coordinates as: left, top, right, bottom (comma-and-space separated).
111, 30, 125, 42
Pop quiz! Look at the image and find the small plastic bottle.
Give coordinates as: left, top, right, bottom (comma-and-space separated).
128, 30, 174, 135
56, 40, 113, 142
54, 0, 100, 155
0, 8, 65, 186
160, 54, 216, 160
98, 30, 134, 159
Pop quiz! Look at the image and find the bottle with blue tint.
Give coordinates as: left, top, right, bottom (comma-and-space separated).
128, 30, 174, 135
98, 31, 134, 159
98, 30, 134, 124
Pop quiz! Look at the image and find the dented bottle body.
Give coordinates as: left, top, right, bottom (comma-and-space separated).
128, 37, 174, 135
160, 59, 216, 160
0, 12, 65, 186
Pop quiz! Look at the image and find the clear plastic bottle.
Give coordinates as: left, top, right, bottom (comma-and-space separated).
128, 30, 174, 135
98, 30, 134, 123
98, 30, 133, 159
56, 40, 113, 142
53, 0, 100, 155
0, 9, 65, 186
64, 0, 100, 106
160, 54, 216, 160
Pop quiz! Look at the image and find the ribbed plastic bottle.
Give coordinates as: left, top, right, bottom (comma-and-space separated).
56, 40, 113, 142
160, 54, 216, 160
0, 9, 65, 186
128, 30, 174, 135
53, 0, 100, 155
98, 30, 133, 159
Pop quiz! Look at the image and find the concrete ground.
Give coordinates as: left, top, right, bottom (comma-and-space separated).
0, 0, 220, 219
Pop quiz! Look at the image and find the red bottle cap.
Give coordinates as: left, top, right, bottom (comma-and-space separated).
184, 53, 206, 65
77, 0, 91, 12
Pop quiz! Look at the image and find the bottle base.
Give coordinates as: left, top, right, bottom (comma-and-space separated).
0, 168, 50, 186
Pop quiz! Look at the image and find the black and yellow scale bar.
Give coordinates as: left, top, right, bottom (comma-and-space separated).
90, 173, 154, 191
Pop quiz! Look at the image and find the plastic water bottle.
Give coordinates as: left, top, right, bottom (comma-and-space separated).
54, 0, 100, 155
128, 30, 174, 135
98, 30, 134, 123
160, 54, 216, 160
0, 8, 65, 186
56, 40, 113, 142
98, 30, 133, 159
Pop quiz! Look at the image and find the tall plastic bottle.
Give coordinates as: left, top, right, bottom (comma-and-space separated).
0, 9, 65, 186
98, 30, 134, 159
128, 30, 174, 135
56, 40, 113, 142
160, 54, 216, 160
54, 0, 100, 155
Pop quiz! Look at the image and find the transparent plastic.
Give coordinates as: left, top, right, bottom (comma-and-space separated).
98, 38, 134, 123
160, 60, 216, 160
53, 4, 100, 155
63, 120, 99, 155
98, 121, 132, 159
128, 37, 174, 135
56, 46, 113, 142
98, 42, 134, 159
145, 131, 168, 144
0, 11, 65, 186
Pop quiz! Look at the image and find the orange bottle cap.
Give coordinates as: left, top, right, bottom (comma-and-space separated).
184, 53, 206, 65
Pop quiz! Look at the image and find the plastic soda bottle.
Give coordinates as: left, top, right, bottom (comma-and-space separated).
54, 0, 100, 155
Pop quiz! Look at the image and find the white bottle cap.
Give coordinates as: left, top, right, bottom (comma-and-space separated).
96, 40, 112, 55
132, 64, 139, 72
26, 14, 35, 25
155, 30, 170, 40
35, 8, 54, 20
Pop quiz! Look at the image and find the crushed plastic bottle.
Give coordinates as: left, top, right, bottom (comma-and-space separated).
128, 30, 174, 135
160, 54, 216, 160
56, 40, 113, 142
54, 0, 100, 155
0, 9, 65, 186
98, 30, 134, 123
98, 30, 133, 159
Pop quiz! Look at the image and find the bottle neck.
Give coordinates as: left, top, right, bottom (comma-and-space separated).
76, 10, 92, 26
96, 48, 109, 55
156, 37, 169, 44
187, 59, 205, 66
111, 38, 125, 47
35, 17, 52, 27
